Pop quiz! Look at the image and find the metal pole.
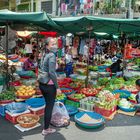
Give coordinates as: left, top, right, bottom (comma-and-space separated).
85, 31, 91, 88
5, 23, 9, 89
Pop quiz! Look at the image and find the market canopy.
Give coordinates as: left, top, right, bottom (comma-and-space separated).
0, 10, 60, 31
53, 16, 140, 34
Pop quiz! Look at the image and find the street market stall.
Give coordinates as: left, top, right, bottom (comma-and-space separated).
1, 13, 140, 132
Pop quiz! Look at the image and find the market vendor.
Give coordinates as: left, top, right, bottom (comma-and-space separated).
110, 59, 123, 75
65, 48, 73, 77
135, 79, 140, 103
23, 54, 37, 71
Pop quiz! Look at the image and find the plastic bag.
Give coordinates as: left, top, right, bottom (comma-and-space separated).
51, 102, 70, 127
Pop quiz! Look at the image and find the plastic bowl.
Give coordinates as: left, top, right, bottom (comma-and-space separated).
25, 98, 45, 108
65, 105, 78, 116
74, 112, 105, 129
118, 105, 136, 112
6, 102, 28, 114
112, 89, 131, 98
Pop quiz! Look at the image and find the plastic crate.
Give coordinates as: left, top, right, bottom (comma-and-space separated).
80, 97, 96, 111
94, 106, 116, 117
29, 105, 45, 116
65, 100, 80, 108
0, 104, 6, 117
5, 110, 30, 124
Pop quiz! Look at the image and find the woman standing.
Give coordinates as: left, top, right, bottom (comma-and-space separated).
38, 37, 61, 136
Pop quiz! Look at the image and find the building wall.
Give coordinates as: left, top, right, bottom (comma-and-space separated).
36, 0, 57, 16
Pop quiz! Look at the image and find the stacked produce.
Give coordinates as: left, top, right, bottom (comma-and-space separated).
118, 98, 136, 112
68, 94, 86, 102
16, 85, 36, 99
88, 65, 98, 71
122, 85, 138, 94
56, 93, 66, 101
98, 78, 109, 86
95, 90, 117, 110
69, 80, 84, 91
79, 88, 98, 97
0, 89, 15, 103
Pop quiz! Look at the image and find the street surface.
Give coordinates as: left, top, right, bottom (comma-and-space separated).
0, 114, 140, 140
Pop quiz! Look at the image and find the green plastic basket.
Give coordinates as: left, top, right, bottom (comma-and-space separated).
65, 100, 80, 108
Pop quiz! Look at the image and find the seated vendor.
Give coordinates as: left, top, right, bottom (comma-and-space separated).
23, 54, 37, 71
110, 59, 122, 73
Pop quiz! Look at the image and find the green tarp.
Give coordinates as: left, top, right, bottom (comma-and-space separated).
53, 16, 140, 34
0, 10, 60, 31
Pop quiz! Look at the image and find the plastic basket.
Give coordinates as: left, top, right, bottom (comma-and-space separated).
65, 100, 80, 108
60, 88, 75, 96
5, 102, 28, 114
112, 89, 131, 98
94, 106, 116, 117
25, 98, 45, 108
65, 105, 78, 116
0, 104, 6, 116
118, 105, 136, 112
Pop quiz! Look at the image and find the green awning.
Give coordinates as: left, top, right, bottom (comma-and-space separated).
0, 10, 60, 31
53, 16, 140, 34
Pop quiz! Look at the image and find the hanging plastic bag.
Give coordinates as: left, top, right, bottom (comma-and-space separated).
51, 101, 70, 127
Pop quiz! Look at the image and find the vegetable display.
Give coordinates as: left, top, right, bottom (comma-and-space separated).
79, 88, 98, 96
68, 94, 86, 102
0, 90, 15, 101
98, 78, 109, 86
56, 93, 66, 101
95, 90, 117, 110
119, 98, 132, 108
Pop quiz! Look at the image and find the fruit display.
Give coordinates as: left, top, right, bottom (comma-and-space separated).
79, 88, 98, 97
16, 85, 36, 98
95, 90, 117, 110
68, 94, 86, 102
0, 90, 15, 103
56, 93, 66, 101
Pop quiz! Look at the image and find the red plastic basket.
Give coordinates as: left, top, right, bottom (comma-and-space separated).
94, 106, 116, 117
131, 91, 138, 94
0, 100, 14, 104
67, 95, 81, 102
29, 107, 45, 116
5, 111, 30, 124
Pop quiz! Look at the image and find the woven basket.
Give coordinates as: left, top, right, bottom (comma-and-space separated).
17, 114, 40, 128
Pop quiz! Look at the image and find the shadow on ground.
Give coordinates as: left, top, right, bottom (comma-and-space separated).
1, 113, 140, 140
0, 117, 66, 140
